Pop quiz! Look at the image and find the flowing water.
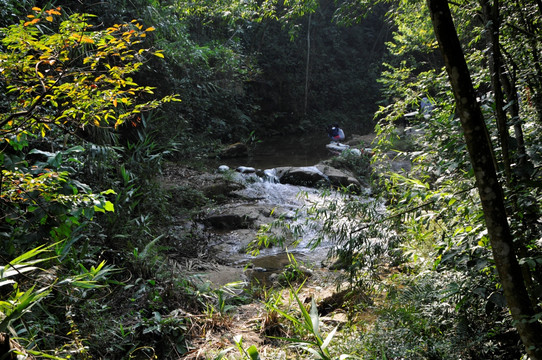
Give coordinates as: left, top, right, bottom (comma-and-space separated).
227, 179, 338, 285
205, 134, 379, 285
208, 177, 351, 284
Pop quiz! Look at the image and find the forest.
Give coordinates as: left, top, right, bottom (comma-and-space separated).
1, 0, 542, 359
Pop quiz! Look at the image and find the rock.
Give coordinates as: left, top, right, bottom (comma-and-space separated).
299, 266, 314, 277
201, 181, 244, 199
273, 165, 361, 190
275, 166, 329, 187
315, 164, 360, 189
202, 204, 281, 230
220, 142, 248, 158
344, 148, 362, 156
218, 165, 230, 173
329, 257, 349, 270
236, 166, 256, 174
203, 213, 254, 230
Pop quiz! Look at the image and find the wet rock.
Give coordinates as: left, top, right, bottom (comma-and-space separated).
274, 166, 328, 187
203, 212, 254, 230
315, 164, 360, 189
220, 142, 248, 158
274, 165, 360, 190
299, 265, 314, 277
236, 166, 256, 174
202, 204, 280, 230
218, 165, 230, 173
209, 229, 259, 263
201, 181, 244, 199
328, 256, 355, 271
344, 148, 362, 156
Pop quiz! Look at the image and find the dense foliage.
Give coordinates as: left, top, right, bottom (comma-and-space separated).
361, 0, 542, 358
1, 0, 541, 359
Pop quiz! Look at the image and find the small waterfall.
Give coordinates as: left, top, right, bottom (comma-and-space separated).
211, 163, 385, 285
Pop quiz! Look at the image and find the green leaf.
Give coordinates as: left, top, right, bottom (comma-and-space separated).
103, 200, 115, 212
246, 345, 260, 360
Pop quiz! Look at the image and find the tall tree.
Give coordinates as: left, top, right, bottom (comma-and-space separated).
425, 0, 542, 358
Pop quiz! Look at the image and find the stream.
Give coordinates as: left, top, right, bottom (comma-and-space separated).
197, 134, 375, 286
221, 133, 332, 169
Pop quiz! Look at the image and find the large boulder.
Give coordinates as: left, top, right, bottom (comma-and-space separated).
315, 164, 360, 189
274, 166, 328, 187
203, 203, 284, 230
274, 165, 360, 189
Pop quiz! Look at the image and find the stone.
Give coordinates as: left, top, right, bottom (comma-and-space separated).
273, 165, 361, 190
236, 166, 256, 173
316, 164, 360, 189
201, 181, 244, 199
202, 204, 281, 230
218, 165, 230, 173
274, 166, 329, 187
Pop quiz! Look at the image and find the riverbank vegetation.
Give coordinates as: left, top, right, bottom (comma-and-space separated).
1, 0, 542, 359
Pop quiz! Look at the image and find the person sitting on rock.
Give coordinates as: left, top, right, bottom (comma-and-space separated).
327, 123, 345, 142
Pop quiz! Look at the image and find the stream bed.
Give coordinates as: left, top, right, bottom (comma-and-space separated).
171, 132, 380, 287
203, 167, 364, 286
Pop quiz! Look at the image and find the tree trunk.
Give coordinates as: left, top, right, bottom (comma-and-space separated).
480, 0, 512, 184
304, 13, 312, 116
500, 64, 529, 170
426, 0, 542, 358
519, 0, 542, 124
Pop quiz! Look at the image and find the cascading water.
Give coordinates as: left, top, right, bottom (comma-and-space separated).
203, 133, 385, 285
206, 166, 369, 285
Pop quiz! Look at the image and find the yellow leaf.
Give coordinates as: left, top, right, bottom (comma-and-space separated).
153, 52, 164, 58
81, 36, 95, 44
46, 16, 53, 22
145, 27, 155, 32
24, 18, 40, 27
32, 7, 41, 11
27, 15, 35, 18
113, 99, 117, 107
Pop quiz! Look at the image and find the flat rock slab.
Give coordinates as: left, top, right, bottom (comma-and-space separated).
203, 203, 287, 230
